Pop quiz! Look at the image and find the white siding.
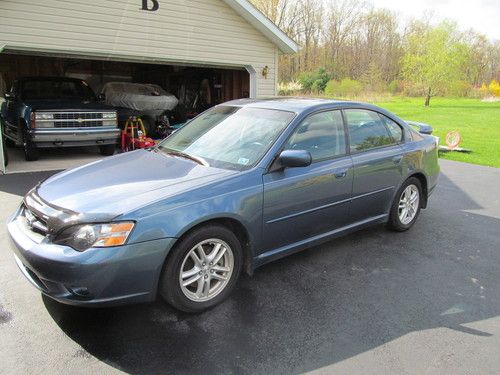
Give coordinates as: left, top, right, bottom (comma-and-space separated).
0, 0, 278, 96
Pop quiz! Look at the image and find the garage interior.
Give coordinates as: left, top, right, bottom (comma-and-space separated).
0, 52, 250, 173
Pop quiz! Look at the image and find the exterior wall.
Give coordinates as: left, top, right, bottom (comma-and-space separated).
0, 0, 278, 96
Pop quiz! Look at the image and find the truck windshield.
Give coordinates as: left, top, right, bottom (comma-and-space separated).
158, 106, 295, 171
21, 79, 96, 101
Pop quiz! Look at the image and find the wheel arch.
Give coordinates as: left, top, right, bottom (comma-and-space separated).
168, 216, 255, 276
407, 172, 428, 208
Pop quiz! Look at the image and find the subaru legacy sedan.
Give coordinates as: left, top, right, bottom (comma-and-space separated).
8, 98, 439, 312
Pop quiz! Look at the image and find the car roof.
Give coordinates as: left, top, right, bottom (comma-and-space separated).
222, 97, 375, 113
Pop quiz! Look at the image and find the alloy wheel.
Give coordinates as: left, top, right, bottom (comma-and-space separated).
398, 184, 420, 225
179, 239, 234, 302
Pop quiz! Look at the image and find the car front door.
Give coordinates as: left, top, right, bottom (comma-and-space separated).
261, 109, 353, 256
344, 108, 404, 223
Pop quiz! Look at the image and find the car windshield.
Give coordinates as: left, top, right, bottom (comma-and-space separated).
21, 79, 96, 100
158, 106, 295, 171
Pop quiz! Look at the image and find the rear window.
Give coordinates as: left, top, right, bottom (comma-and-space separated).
345, 109, 395, 152
381, 115, 403, 143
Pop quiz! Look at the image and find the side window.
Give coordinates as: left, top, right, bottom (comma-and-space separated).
381, 115, 403, 143
345, 109, 394, 152
284, 110, 346, 161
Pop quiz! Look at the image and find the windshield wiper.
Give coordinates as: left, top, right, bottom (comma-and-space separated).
159, 148, 209, 166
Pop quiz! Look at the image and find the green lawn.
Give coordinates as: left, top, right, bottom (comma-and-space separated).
371, 97, 500, 168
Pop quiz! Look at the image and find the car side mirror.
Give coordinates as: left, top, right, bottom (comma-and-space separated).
4, 92, 16, 101
278, 149, 312, 169
97, 93, 106, 102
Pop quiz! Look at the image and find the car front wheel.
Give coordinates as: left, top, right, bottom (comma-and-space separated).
159, 224, 242, 313
387, 177, 422, 231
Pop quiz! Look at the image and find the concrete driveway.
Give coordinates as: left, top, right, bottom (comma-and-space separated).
0, 159, 499, 374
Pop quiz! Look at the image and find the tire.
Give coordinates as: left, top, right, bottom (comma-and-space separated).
387, 177, 422, 231
159, 224, 243, 313
22, 132, 39, 161
99, 144, 116, 156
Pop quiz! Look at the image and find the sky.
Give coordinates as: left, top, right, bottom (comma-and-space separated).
369, 0, 500, 40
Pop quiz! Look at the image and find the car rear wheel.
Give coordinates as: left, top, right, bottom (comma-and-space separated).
159, 224, 242, 313
387, 177, 422, 231
99, 144, 116, 156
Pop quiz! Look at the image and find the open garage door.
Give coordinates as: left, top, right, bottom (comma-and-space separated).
0, 51, 251, 174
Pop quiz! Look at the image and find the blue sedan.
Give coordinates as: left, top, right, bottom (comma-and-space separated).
8, 98, 439, 312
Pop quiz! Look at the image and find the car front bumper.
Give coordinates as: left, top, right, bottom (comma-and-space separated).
8, 206, 176, 307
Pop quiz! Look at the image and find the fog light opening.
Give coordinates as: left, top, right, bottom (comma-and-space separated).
68, 286, 92, 299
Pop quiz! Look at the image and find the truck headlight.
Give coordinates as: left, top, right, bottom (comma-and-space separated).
102, 112, 117, 119
54, 222, 135, 251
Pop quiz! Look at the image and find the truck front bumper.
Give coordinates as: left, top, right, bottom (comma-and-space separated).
31, 127, 120, 148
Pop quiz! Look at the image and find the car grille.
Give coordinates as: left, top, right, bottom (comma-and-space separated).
22, 205, 49, 236
52, 112, 104, 128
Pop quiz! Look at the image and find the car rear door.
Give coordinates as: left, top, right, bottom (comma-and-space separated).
261, 109, 353, 255
344, 108, 404, 223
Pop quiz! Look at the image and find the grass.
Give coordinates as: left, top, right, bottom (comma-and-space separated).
371, 97, 500, 168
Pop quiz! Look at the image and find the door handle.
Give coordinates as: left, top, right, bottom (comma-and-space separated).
393, 155, 403, 164
333, 168, 348, 179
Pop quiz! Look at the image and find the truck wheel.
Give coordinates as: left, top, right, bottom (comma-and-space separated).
23, 133, 39, 161
99, 144, 116, 156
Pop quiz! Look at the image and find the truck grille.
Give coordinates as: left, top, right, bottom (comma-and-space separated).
35, 111, 117, 128
53, 112, 104, 128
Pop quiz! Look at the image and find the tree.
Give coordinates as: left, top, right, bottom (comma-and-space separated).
401, 22, 469, 106
250, 0, 499, 97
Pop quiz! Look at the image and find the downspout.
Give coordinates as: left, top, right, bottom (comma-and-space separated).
244, 65, 257, 98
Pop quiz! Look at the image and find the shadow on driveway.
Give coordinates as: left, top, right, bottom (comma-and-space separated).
39, 171, 500, 374
0, 171, 60, 196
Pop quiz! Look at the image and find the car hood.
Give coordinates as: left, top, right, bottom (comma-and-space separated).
25, 99, 115, 111
36, 149, 237, 217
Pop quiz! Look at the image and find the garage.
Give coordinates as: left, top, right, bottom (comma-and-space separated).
0, 0, 298, 174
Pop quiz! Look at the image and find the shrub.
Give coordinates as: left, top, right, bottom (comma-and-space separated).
297, 68, 330, 93
324, 78, 363, 97
489, 80, 500, 97
324, 80, 339, 97
479, 82, 489, 98
447, 80, 472, 97
337, 78, 363, 97
311, 79, 324, 94
388, 80, 401, 94
278, 81, 303, 96
297, 71, 317, 92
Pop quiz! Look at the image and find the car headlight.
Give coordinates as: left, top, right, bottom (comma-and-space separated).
54, 222, 135, 251
102, 112, 117, 119
35, 113, 54, 120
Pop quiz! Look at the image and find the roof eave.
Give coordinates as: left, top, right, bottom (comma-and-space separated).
223, 0, 299, 54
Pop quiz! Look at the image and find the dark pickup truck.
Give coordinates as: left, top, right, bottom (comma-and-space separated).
0, 77, 120, 161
